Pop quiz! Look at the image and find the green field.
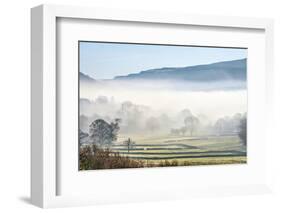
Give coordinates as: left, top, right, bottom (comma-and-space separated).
111, 134, 247, 166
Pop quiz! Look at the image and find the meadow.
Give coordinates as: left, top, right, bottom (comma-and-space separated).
111, 134, 247, 167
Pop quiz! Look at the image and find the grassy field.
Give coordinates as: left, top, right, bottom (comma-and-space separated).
111, 134, 247, 167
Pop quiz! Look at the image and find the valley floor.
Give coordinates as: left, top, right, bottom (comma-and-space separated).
112, 134, 247, 167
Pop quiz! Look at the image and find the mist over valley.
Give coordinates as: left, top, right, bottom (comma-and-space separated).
78, 45, 247, 170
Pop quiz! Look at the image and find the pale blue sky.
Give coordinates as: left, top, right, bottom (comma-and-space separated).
79, 41, 247, 80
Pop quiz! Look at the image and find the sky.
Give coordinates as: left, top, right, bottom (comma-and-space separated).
79, 41, 247, 80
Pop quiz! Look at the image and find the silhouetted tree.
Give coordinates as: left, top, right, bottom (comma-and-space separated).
170, 128, 180, 135
214, 118, 225, 135
238, 117, 247, 146
180, 126, 188, 135
89, 118, 121, 147
184, 115, 199, 136
123, 138, 135, 153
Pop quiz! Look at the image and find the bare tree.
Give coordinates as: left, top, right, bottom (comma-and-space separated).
123, 138, 135, 153
184, 115, 199, 136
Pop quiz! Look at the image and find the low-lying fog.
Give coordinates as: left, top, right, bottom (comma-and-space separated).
80, 79, 247, 136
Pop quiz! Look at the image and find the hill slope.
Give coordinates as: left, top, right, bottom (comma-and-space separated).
114, 59, 246, 82
80, 72, 96, 83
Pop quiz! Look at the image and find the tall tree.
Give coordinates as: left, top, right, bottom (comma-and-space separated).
238, 117, 247, 146
89, 119, 120, 147
214, 118, 225, 135
184, 115, 199, 136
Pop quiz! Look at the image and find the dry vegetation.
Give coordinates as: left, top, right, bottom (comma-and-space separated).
79, 145, 145, 170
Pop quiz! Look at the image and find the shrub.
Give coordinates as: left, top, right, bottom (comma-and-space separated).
158, 160, 179, 167
79, 145, 144, 170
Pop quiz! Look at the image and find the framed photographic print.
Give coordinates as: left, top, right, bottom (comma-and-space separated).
31, 4, 274, 208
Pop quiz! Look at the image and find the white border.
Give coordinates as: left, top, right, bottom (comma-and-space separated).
31, 4, 274, 208
58, 17, 262, 197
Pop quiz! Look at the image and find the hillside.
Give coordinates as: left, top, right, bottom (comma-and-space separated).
114, 59, 246, 82
80, 72, 96, 83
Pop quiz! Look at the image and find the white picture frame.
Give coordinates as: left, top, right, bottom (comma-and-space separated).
31, 4, 274, 208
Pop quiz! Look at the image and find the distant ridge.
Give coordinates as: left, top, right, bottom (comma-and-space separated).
80, 72, 96, 83
114, 59, 247, 82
